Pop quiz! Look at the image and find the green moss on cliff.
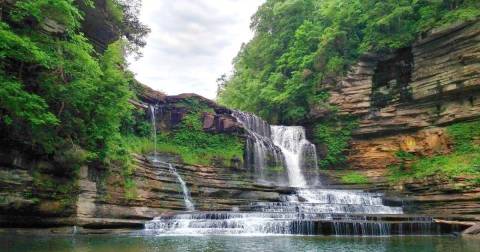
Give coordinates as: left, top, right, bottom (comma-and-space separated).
341, 172, 369, 184
157, 113, 244, 167
388, 120, 480, 183
313, 116, 357, 168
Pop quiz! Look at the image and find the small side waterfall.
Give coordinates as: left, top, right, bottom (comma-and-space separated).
167, 163, 195, 211
151, 160, 195, 211
149, 105, 158, 161
148, 106, 195, 211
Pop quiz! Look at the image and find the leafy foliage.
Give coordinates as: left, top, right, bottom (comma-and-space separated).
122, 108, 245, 167
156, 113, 245, 167
0, 0, 137, 167
341, 172, 369, 184
218, 0, 480, 124
108, 0, 151, 57
313, 116, 357, 168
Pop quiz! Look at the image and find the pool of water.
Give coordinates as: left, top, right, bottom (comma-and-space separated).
1, 234, 479, 252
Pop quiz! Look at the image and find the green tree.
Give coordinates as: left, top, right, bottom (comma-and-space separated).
218, 0, 480, 124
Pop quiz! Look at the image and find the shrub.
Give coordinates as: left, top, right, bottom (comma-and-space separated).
314, 116, 357, 168
341, 172, 368, 184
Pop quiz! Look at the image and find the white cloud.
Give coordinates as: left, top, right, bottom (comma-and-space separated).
128, 0, 265, 99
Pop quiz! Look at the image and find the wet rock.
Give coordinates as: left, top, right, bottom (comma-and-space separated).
202, 112, 215, 129
462, 223, 480, 237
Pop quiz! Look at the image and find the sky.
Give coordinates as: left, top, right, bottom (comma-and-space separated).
128, 0, 265, 99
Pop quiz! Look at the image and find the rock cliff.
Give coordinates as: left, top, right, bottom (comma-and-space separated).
316, 20, 480, 219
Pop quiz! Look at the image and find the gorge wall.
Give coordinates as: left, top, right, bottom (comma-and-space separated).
316, 20, 480, 219
0, 89, 290, 230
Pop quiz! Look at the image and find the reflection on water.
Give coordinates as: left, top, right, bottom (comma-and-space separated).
1, 235, 479, 252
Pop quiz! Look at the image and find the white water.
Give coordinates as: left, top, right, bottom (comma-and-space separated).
232, 111, 284, 181
151, 160, 195, 211
167, 163, 195, 211
149, 105, 157, 161
271, 126, 317, 188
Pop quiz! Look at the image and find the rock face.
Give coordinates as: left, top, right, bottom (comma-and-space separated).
138, 89, 244, 135
317, 20, 480, 219
329, 21, 480, 137
78, 0, 121, 52
0, 150, 286, 229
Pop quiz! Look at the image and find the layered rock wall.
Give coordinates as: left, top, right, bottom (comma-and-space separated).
327, 20, 480, 169
0, 152, 285, 229
320, 20, 480, 218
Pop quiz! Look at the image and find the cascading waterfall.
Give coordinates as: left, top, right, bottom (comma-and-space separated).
271, 126, 317, 188
167, 163, 195, 211
232, 111, 284, 182
144, 111, 451, 236
151, 160, 195, 211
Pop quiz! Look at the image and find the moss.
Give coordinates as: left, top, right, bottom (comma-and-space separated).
175, 97, 215, 114
30, 171, 78, 210
341, 172, 369, 184
124, 177, 137, 201
387, 120, 480, 183
123, 105, 245, 167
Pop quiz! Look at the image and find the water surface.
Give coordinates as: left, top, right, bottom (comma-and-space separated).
2, 235, 479, 252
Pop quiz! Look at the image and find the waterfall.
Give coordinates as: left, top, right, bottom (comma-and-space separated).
145, 189, 440, 236
271, 126, 317, 188
167, 163, 195, 211
232, 111, 285, 182
143, 110, 438, 236
232, 112, 318, 188
149, 105, 157, 161
151, 160, 195, 211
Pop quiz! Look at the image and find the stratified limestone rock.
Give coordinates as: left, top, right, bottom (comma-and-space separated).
315, 20, 480, 219
348, 128, 451, 170
74, 155, 286, 227
0, 151, 287, 229
462, 223, 480, 237
327, 20, 480, 137
319, 20, 480, 171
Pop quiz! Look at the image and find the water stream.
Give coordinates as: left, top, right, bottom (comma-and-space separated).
149, 105, 158, 161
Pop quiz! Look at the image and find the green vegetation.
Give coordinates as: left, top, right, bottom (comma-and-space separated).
121, 101, 245, 167
313, 117, 357, 168
388, 120, 480, 183
106, 0, 124, 24
0, 0, 149, 199
31, 171, 78, 211
341, 172, 369, 184
156, 113, 244, 167
218, 0, 479, 124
